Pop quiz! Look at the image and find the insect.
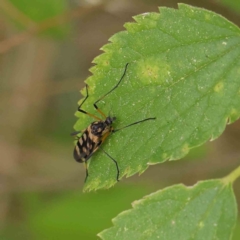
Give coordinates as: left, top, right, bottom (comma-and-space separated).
72, 63, 156, 182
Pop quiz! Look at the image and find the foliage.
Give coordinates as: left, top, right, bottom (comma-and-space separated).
73, 4, 240, 239
220, 0, 240, 13
74, 4, 240, 191
99, 179, 237, 240
7, 0, 69, 37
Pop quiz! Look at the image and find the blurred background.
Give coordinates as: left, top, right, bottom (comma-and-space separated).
0, 0, 240, 239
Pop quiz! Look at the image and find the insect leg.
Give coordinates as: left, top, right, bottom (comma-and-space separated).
93, 63, 129, 118
70, 129, 85, 137
99, 146, 120, 182
78, 84, 102, 121
82, 131, 119, 183
113, 117, 156, 133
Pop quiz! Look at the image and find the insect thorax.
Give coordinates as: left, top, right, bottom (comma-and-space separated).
90, 119, 113, 136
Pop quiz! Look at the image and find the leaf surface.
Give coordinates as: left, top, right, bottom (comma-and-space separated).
98, 180, 237, 240
8, 0, 69, 37
73, 4, 240, 190
220, 0, 240, 13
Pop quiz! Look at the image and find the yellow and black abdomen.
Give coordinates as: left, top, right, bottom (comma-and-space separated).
73, 126, 101, 163
73, 120, 111, 163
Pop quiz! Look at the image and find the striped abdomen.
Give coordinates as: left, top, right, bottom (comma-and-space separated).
73, 120, 112, 163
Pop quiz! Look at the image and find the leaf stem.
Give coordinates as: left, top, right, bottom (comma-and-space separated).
222, 165, 240, 185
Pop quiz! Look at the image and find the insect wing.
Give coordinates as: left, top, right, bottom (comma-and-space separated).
74, 128, 102, 162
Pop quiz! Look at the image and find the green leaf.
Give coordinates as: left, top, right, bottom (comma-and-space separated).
8, 0, 69, 37
98, 180, 237, 240
220, 0, 240, 14
73, 3, 240, 191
